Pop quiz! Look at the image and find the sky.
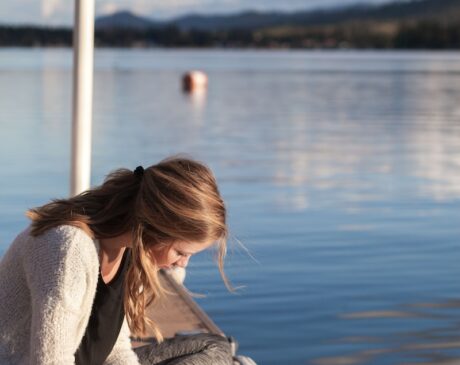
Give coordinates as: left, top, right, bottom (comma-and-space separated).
1, 0, 395, 26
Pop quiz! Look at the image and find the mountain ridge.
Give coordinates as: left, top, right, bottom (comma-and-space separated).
3, 0, 460, 48
95, 0, 460, 32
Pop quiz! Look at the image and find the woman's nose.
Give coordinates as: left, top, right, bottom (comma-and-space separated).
176, 256, 190, 268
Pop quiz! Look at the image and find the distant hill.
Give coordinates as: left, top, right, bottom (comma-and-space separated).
95, 0, 460, 32
170, 11, 299, 31
169, 6, 381, 31
95, 10, 164, 30
171, 0, 460, 30
3, 0, 460, 48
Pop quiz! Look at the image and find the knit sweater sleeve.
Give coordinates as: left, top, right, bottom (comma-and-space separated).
23, 226, 98, 365
103, 317, 141, 365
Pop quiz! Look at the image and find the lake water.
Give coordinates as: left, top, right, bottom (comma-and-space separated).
1, 49, 460, 365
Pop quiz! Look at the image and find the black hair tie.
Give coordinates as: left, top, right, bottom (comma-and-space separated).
134, 166, 144, 178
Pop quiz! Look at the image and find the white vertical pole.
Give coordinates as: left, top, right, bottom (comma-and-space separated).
70, 0, 95, 196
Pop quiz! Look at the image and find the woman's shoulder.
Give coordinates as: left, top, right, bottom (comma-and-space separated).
17, 224, 99, 264
28, 223, 93, 244
39, 224, 93, 242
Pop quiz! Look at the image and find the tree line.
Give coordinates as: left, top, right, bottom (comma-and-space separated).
0, 21, 459, 49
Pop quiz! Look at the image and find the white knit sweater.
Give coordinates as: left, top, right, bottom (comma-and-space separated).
0, 225, 141, 365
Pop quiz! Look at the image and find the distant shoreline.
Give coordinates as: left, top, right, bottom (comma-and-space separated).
1, 46, 459, 53
0, 20, 459, 50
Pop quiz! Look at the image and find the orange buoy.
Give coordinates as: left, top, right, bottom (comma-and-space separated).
182, 71, 208, 92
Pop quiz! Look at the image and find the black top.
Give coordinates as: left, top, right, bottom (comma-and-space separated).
75, 248, 131, 365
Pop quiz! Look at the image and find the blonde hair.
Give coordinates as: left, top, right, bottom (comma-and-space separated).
26, 155, 229, 341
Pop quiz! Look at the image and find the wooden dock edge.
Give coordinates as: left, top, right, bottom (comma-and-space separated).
131, 269, 224, 347
160, 269, 224, 336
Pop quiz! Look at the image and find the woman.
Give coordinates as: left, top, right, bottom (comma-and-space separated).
0, 156, 233, 365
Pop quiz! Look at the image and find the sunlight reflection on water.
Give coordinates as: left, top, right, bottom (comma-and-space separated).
0, 49, 460, 365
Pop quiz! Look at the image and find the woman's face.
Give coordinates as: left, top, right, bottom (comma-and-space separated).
152, 240, 213, 270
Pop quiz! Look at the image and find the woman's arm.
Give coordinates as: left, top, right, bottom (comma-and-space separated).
24, 227, 98, 365
104, 317, 141, 365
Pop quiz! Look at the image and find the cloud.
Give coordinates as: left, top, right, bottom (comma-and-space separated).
99, 2, 121, 16
0, 0, 40, 25
41, 0, 60, 19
